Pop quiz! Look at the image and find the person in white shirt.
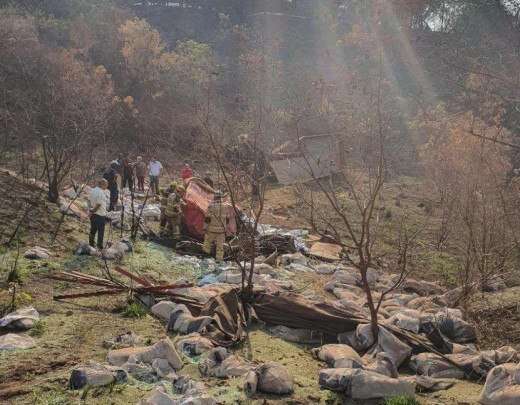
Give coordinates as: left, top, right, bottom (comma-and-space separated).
88, 179, 109, 249
148, 157, 163, 195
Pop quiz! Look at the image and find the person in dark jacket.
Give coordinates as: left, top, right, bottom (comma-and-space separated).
121, 156, 134, 191
103, 162, 119, 211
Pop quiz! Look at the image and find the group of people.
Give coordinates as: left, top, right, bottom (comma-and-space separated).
103, 155, 165, 211
88, 156, 228, 261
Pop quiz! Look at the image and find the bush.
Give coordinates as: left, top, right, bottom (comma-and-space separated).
384, 395, 420, 405
121, 302, 147, 318
29, 320, 46, 337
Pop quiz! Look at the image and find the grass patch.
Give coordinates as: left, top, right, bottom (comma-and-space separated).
121, 301, 147, 318
420, 250, 460, 287
29, 320, 46, 337
384, 395, 420, 405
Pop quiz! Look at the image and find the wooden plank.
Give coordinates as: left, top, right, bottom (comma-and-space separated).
113, 266, 152, 287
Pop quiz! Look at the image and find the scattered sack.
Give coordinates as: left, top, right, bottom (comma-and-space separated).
199, 347, 251, 378
319, 368, 415, 399
311, 344, 364, 369
107, 338, 183, 370
405, 375, 456, 393
280, 252, 308, 266
385, 312, 421, 334
167, 304, 213, 335
103, 331, 141, 349
480, 363, 520, 405
435, 313, 477, 344
0, 306, 39, 331
364, 352, 399, 378
24, 246, 51, 260
268, 325, 322, 345
409, 353, 465, 380
69, 361, 127, 389
175, 334, 215, 356
0, 333, 36, 350
75, 241, 98, 256
151, 301, 177, 322
141, 385, 217, 405
244, 362, 294, 396
102, 240, 133, 261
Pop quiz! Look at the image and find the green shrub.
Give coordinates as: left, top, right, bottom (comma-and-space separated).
121, 302, 147, 318
384, 395, 420, 405
29, 320, 46, 337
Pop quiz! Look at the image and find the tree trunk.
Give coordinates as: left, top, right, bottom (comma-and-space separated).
48, 177, 59, 203
360, 265, 379, 341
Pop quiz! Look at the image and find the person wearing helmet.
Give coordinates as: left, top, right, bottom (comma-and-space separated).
203, 191, 229, 261
165, 183, 186, 241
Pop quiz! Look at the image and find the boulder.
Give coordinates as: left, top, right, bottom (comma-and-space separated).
244, 362, 294, 396
69, 361, 127, 389
0, 307, 39, 331
199, 347, 251, 378
480, 363, 520, 405
312, 344, 364, 369
175, 334, 215, 356
319, 368, 415, 399
0, 333, 36, 350
24, 246, 51, 260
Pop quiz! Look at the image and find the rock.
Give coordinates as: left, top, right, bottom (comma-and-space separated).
152, 301, 177, 322
103, 331, 141, 349
312, 344, 364, 369
0, 333, 36, 350
268, 325, 322, 344
0, 306, 39, 331
69, 361, 127, 389
246, 362, 294, 395
480, 363, 520, 405
175, 334, 214, 356
280, 252, 308, 266
409, 353, 465, 379
199, 347, 251, 378
167, 304, 213, 335
108, 338, 183, 370
319, 368, 415, 399
24, 246, 51, 260
315, 263, 337, 275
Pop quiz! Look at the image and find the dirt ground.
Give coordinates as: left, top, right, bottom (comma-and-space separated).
0, 172, 516, 404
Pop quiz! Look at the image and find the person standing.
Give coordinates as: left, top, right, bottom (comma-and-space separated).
203, 191, 228, 262
148, 156, 163, 195
135, 156, 147, 192
103, 162, 119, 211
88, 179, 109, 250
181, 161, 193, 185
165, 184, 186, 242
121, 155, 134, 191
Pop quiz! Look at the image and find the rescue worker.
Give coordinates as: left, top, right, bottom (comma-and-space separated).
158, 183, 177, 236
165, 184, 186, 241
203, 191, 228, 262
